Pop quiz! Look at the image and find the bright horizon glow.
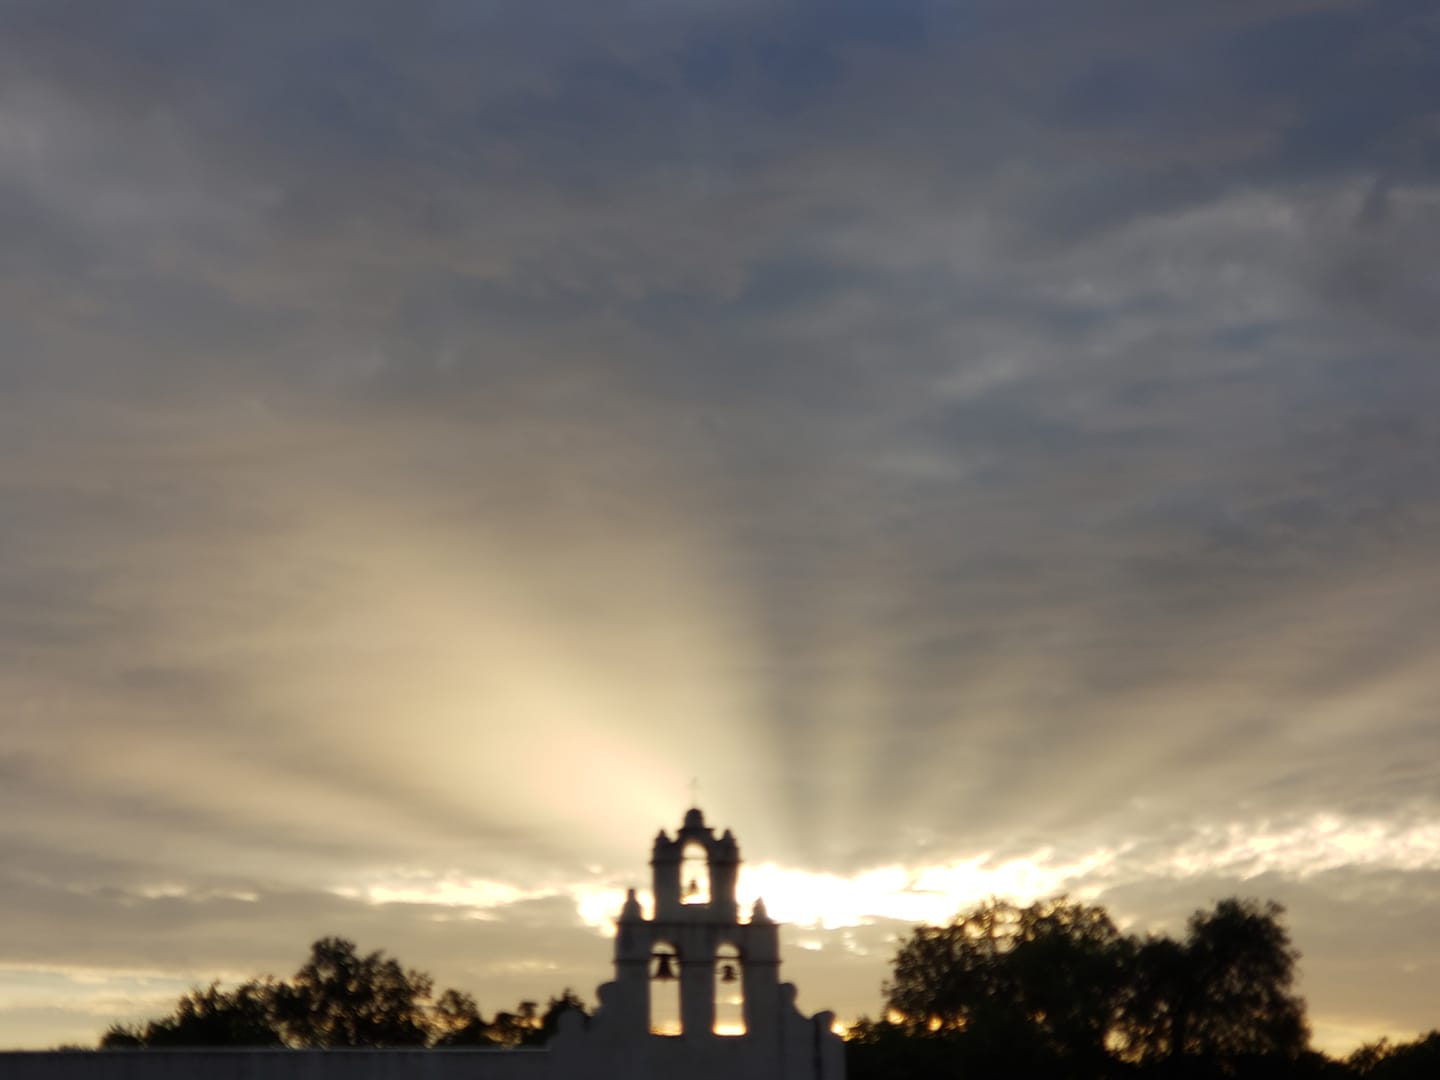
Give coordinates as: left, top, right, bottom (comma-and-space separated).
5, 813, 1437, 1053
324, 811, 1440, 939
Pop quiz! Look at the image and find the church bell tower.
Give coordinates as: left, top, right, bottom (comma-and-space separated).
549, 807, 844, 1080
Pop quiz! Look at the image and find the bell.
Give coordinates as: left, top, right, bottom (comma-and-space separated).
720, 963, 737, 983
686, 878, 700, 898
653, 953, 677, 981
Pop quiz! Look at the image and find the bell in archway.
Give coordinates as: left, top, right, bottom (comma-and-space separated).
720, 963, 737, 983
653, 952, 677, 981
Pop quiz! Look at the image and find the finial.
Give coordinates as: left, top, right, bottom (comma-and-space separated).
619, 888, 643, 922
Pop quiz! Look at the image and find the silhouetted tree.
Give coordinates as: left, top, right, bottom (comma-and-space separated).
272, 937, 433, 1047
1188, 899, 1308, 1061
534, 989, 588, 1045
1349, 1031, 1440, 1080
845, 1015, 962, 1080
1120, 935, 1194, 1066
98, 1024, 144, 1048
485, 999, 541, 1048
427, 987, 589, 1047
1348, 1039, 1393, 1075
886, 896, 1018, 1035
885, 896, 1130, 1075
876, 894, 1324, 1079
1119, 899, 1309, 1070
100, 980, 280, 1047
429, 987, 496, 1046
1009, 895, 1133, 1070
146, 980, 282, 1047
98, 936, 591, 1050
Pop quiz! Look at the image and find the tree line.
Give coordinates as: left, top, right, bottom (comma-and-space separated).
850, 895, 1439, 1080
95, 903, 1440, 1079
100, 937, 586, 1049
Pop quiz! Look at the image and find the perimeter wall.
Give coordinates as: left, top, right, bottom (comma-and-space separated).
0, 1048, 550, 1080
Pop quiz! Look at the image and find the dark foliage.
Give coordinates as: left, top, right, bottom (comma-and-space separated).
272, 937, 433, 1047
1348, 1032, 1440, 1080
99, 937, 588, 1049
101, 980, 281, 1048
884, 896, 1131, 1075
863, 894, 1328, 1080
1119, 899, 1308, 1068
429, 988, 497, 1046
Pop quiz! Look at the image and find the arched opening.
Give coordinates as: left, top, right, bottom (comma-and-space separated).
649, 943, 681, 1035
713, 943, 745, 1035
680, 841, 710, 905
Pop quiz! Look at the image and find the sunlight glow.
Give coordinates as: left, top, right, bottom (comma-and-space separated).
133, 883, 259, 903
334, 874, 539, 910
563, 849, 1117, 934
338, 814, 1440, 946
732, 850, 1118, 930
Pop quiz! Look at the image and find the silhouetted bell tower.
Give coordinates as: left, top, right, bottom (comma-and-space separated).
550, 807, 844, 1079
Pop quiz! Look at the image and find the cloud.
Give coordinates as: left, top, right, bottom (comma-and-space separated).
2, 0, 1439, 1054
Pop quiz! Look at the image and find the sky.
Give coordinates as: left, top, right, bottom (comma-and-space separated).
2, 0, 1439, 1055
